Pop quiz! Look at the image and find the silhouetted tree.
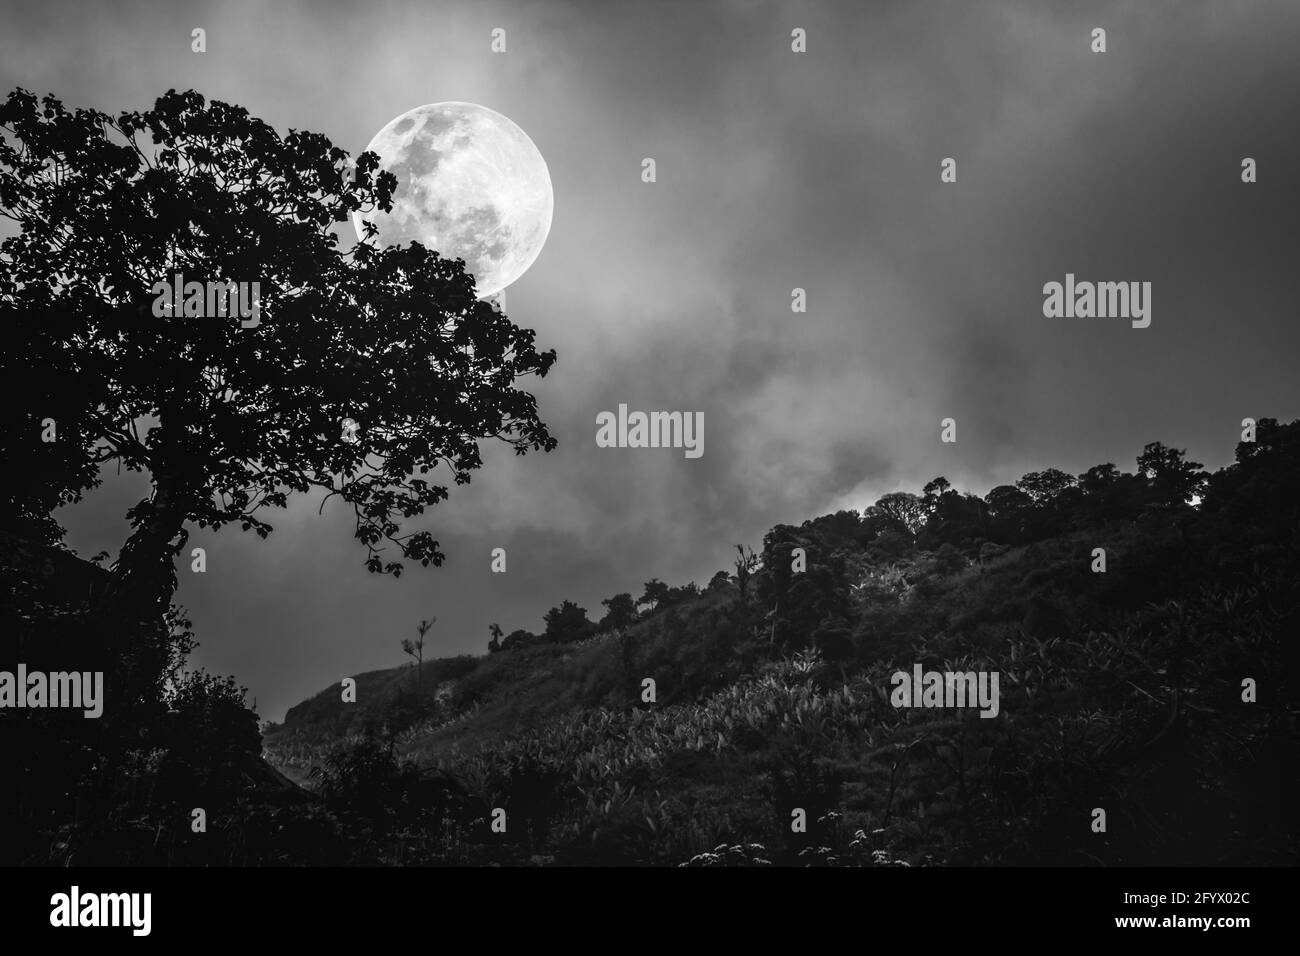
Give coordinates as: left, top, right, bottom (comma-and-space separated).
401, 618, 433, 688
543, 600, 592, 644
1078, 462, 1122, 495
0, 87, 558, 627
921, 476, 952, 513
803, 509, 876, 548
155, 670, 261, 806
1136, 441, 1207, 506
985, 485, 1031, 515
638, 578, 670, 612
733, 545, 759, 604
865, 492, 926, 536
600, 592, 637, 631
918, 486, 989, 550
1016, 468, 1077, 504
487, 622, 503, 654
662, 581, 701, 606
759, 525, 851, 649
984, 484, 1032, 542
706, 570, 731, 592
1204, 418, 1299, 527
499, 628, 537, 652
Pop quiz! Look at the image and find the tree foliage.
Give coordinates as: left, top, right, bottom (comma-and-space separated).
543, 599, 592, 644
0, 87, 558, 620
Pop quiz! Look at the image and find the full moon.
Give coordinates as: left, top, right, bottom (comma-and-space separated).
352, 102, 553, 299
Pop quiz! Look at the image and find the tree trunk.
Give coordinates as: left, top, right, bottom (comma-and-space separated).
105, 476, 191, 621
102, 411, 203, 625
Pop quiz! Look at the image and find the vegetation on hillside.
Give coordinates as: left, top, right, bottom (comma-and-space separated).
256, 418, 1299, 866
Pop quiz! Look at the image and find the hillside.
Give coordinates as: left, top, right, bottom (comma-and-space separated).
261, 419, 1300, 866
264, 587, 743, 783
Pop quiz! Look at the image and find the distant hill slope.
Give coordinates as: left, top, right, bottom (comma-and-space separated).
263, 420, 1300, 864
264, 588, 742, 782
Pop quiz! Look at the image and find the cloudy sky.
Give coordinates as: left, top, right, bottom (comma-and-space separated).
2, 0, 1297, 720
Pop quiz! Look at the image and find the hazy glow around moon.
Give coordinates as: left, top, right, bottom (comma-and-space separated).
352, 102, 553, 299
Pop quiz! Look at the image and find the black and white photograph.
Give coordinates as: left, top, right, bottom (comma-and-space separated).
0, 0, 1295, 939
